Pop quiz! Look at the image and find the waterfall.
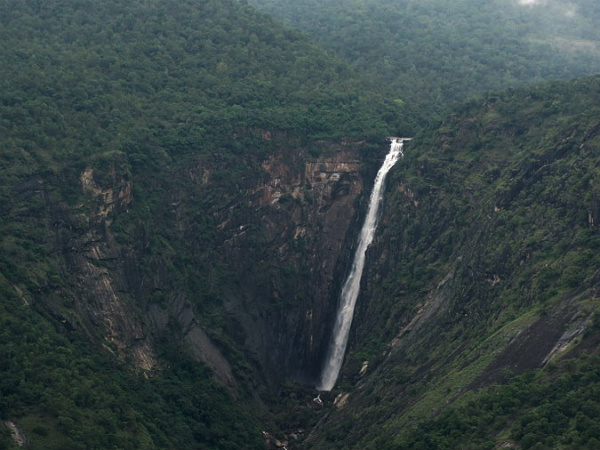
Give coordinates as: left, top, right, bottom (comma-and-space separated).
317, 138, 408, 392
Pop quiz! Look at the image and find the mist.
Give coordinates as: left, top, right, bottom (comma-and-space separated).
250, 0, 600, 116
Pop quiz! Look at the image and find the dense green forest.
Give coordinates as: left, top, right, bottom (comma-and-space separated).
2, 0, 600, 449
250, 0, 600, 118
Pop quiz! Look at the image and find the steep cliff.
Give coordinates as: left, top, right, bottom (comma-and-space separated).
0, 0, 400, 448
0, 127, 384, 449
69, 132, 377, 388
216, 137, 369, 385
305, 76, 600, 450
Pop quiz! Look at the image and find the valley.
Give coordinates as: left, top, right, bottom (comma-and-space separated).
2, 1, 600, 449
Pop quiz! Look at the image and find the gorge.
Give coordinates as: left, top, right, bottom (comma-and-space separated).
3, 1, 600, 449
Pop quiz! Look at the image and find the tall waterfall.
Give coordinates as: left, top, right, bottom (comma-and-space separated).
317, 138, 407, 392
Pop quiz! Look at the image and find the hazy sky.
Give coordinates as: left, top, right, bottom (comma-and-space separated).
515, 0, 578, 18
516, 0, 547, 5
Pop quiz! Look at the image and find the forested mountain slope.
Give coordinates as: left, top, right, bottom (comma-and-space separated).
250, 0, 600, 119
3, 0, 600, 449
306, 76, 600, 450
0, 0, 401, 448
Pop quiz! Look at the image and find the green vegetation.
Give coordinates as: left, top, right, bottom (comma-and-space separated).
0, 0, 403, 448
0, 276, 264, 450
0, 0, 403, 171
305, 76, 600, 449
3, 0, 600, 448
250, 0, 600, 119
391, 356, 600, 450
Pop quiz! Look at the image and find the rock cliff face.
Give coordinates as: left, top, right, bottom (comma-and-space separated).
49, 165, 159, 372
43, 134, 378, 389
235, 142, 365, 384
178, 137, 370, 385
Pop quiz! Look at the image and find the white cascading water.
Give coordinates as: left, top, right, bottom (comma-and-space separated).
317, 138, 408, 392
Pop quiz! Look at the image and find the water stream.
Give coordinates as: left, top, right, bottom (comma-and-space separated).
317, 138, 408, 391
